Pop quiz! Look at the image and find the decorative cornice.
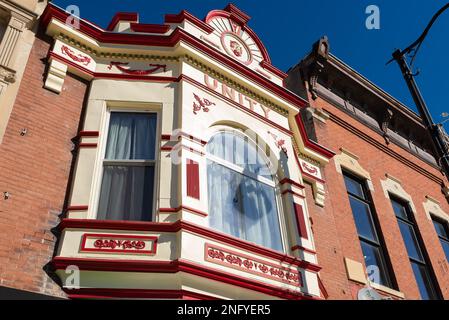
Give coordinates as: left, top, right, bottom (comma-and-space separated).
0, 64, 16, 83
326, 109, 444, 184
182, 54, 289, 116
55, 33, 180, 62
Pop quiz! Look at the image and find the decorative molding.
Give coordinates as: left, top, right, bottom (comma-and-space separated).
333, 147, 374, 191
61, 45, 91, 66
192, 93, 215, 114
293, 203, 309, 240
185, 56, 290, 116
268, 131, 288, 156
80, 233, 158, 255
107, 61, 167, 75
0, 65, 16, 83
423, 196, 449, 222
41, 5, 301, 110
186, 159, 200, 200
64, 288, 218, 300
0, 14, 26, 67
205, 243, 302, 286
292, 151, 326, 206
326, 109, 444, 184
159, 205, 207, 217
181, 74, 292, 136
380, 108, 393, 144
52, 257, 319, 300
380, 174, 417, 214
56, 219, 321, 272
44, 59, 67, 93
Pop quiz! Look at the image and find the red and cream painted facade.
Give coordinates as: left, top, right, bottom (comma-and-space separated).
2, 3, 448, 300
27, 4, 334, 299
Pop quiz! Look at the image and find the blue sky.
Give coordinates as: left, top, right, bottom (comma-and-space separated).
53, 0, 449, 128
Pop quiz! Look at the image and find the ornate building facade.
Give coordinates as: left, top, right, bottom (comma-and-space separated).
0, 3, 447, 300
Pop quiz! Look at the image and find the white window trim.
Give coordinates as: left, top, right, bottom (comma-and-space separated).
88, 104, 161, 222
380, 174, 417, 215
205, 128, 288, 253
423, 195, 449, 222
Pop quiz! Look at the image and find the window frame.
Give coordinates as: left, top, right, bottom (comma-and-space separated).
342, 170, 397, 289
89, 106, 161, 222
431, 216, 449, 262
205, 128, 287, 253
390, 196, 441, 300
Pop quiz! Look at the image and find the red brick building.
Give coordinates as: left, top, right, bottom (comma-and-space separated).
286, 37, 449, 300
0, 3, 448, 300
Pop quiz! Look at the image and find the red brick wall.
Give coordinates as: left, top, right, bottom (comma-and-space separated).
309, 95, 449, 300
0, 33, 88, 297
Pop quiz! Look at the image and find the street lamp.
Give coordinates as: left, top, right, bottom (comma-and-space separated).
389, 3, 449, 179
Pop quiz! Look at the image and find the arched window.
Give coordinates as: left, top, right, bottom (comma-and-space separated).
206, 130, 284, 252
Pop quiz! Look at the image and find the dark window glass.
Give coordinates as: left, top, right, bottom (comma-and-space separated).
391, 198, 440, 300
343, 172, 394, 288
360, 241, 391, 287
397, 220, 424, 262
392, 200, 408, 220
343, 175, 365, 199
433, 220, 448, 238
348, 197, 378, 242
441, 241, 449, 262
411, 262, 437, 301
432, 218, 449, 262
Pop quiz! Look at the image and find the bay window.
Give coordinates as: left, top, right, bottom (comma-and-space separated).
206, 131, 284, 252
97, 111, 157, 221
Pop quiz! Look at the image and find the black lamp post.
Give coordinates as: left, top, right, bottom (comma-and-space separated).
390, 3, 449, 178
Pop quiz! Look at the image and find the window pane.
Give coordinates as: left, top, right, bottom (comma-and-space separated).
207, 160, 283, 252
391, 199, 408, 220
343, 175, 365, 198
105, 112, 157, 160
397, 220, 424, 262
207, 131, 272, 179
433, 219, 449, 239
97, 165, 154, 221
411, 262, 438, 300
360, 241, 391, 287
348, 196, 378, 242
441, 239, 449, 262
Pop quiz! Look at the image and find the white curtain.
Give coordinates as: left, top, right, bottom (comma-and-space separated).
97, 112, 157, 221
207, 132, 283, 251
97, 166, 154, 221
105, 112, 156, 160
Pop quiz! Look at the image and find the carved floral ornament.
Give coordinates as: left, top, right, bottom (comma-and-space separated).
81, 233, 158, 254
192, 93, 216, 114
268, 131, 288, 156
107, 62, 167, 75
205, 244, 302, 286
61, 45, 91, 66
93, 239, 146, 250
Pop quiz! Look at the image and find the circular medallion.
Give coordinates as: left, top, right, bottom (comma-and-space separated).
220, 31, 253, 65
